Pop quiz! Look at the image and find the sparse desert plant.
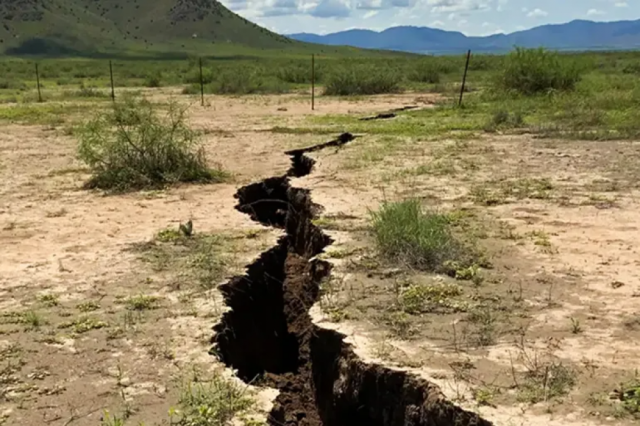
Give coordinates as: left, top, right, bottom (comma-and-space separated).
77, 95, 228, 192
495, 47, 584, 95
101, 410, 125, 426
370, 199, 467, 271
324, 67, 401, 96
517, 361, 576, 403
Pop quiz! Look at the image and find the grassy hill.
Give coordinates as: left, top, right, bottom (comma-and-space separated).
0, 0, 406, 58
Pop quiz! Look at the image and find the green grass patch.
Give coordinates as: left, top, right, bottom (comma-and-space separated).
371, 199, 476, 272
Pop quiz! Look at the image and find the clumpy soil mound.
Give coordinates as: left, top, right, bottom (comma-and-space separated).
212, 134, 492, 426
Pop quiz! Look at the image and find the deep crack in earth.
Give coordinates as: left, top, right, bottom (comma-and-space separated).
211, 132, 493, 426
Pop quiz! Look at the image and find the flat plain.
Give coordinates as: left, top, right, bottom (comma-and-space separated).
1, 51, 640, 426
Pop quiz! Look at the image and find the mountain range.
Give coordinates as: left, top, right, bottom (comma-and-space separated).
287, 19, 640, 54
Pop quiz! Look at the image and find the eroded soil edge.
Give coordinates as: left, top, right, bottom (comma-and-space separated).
211, 133, 492, 426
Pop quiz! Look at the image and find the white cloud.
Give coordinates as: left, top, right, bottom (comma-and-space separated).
310, 0, 351, 17
587, 8, 605, 16
614, 2, 627, 7
357, 0, 383, 9
427, 0, 490, 14
527, 8, 548, 18
356, 0, 416, 10
430, 20, 445, 26
363, 10, 379, 18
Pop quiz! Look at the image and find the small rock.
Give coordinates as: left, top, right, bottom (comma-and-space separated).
611, 280, 625, 289
277, 107, 287, 112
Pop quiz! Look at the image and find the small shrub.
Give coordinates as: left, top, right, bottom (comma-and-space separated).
495, 47, 584, 95
56, 77, 72, 86
277, 62, 322, 84
324, 67, 400, 96
622, 62, 640, 75
211, 68, 287, 95
371, 199, 466, 271
77, 96, 228, 192
466, 307, 497, 346
468, 55, 496, 71
409, 61, 441, 84
0, 79, 27, 91
182, 84, 201, 95
74, 86, 108, 98
517, 362, 576, 403
144, 72, 162, 88
183, 67, 214, 85
616, 378, 640, 418
485, 109, 525, 131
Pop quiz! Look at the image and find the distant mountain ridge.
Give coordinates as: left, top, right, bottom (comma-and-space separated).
286, 19, 640, 54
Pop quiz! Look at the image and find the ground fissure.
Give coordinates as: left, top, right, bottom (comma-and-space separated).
211, 133, 492, 426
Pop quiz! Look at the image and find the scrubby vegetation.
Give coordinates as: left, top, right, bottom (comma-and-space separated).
324, 66, 401, 96
494, 47, 585, 95
76, 96, 228, 192
2, 47, 640, 138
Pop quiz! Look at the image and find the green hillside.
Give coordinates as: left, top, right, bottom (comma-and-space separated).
0, 0, 408, 58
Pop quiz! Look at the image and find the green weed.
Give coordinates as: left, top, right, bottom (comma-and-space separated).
398, 281, 467, 314
371, 199, 469, 272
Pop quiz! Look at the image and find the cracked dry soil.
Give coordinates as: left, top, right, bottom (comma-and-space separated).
211, 133, 492, 426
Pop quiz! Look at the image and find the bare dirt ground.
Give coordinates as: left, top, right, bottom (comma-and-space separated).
1, 90, 639, 426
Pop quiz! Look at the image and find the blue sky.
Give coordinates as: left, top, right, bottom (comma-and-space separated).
218, 0, 639, 35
